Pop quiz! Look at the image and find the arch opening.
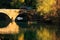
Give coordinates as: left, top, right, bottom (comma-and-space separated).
0, 12, 11, 28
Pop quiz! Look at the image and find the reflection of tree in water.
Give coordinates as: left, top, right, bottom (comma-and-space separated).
55, 9, 60, 39
24, 30, 37, 40
0, 34, 17, 40
29, 23, 59, 40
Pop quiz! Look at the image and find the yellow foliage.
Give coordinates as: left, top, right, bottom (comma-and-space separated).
37, 0, 56, 13
19, 0, 25, 3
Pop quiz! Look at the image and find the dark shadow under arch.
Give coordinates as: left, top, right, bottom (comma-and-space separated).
0, 12, 11, 28
15, 12, 28, 28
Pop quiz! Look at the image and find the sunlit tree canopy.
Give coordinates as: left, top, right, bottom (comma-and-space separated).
36, 0, 56, 13
19, 0, 25, 3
